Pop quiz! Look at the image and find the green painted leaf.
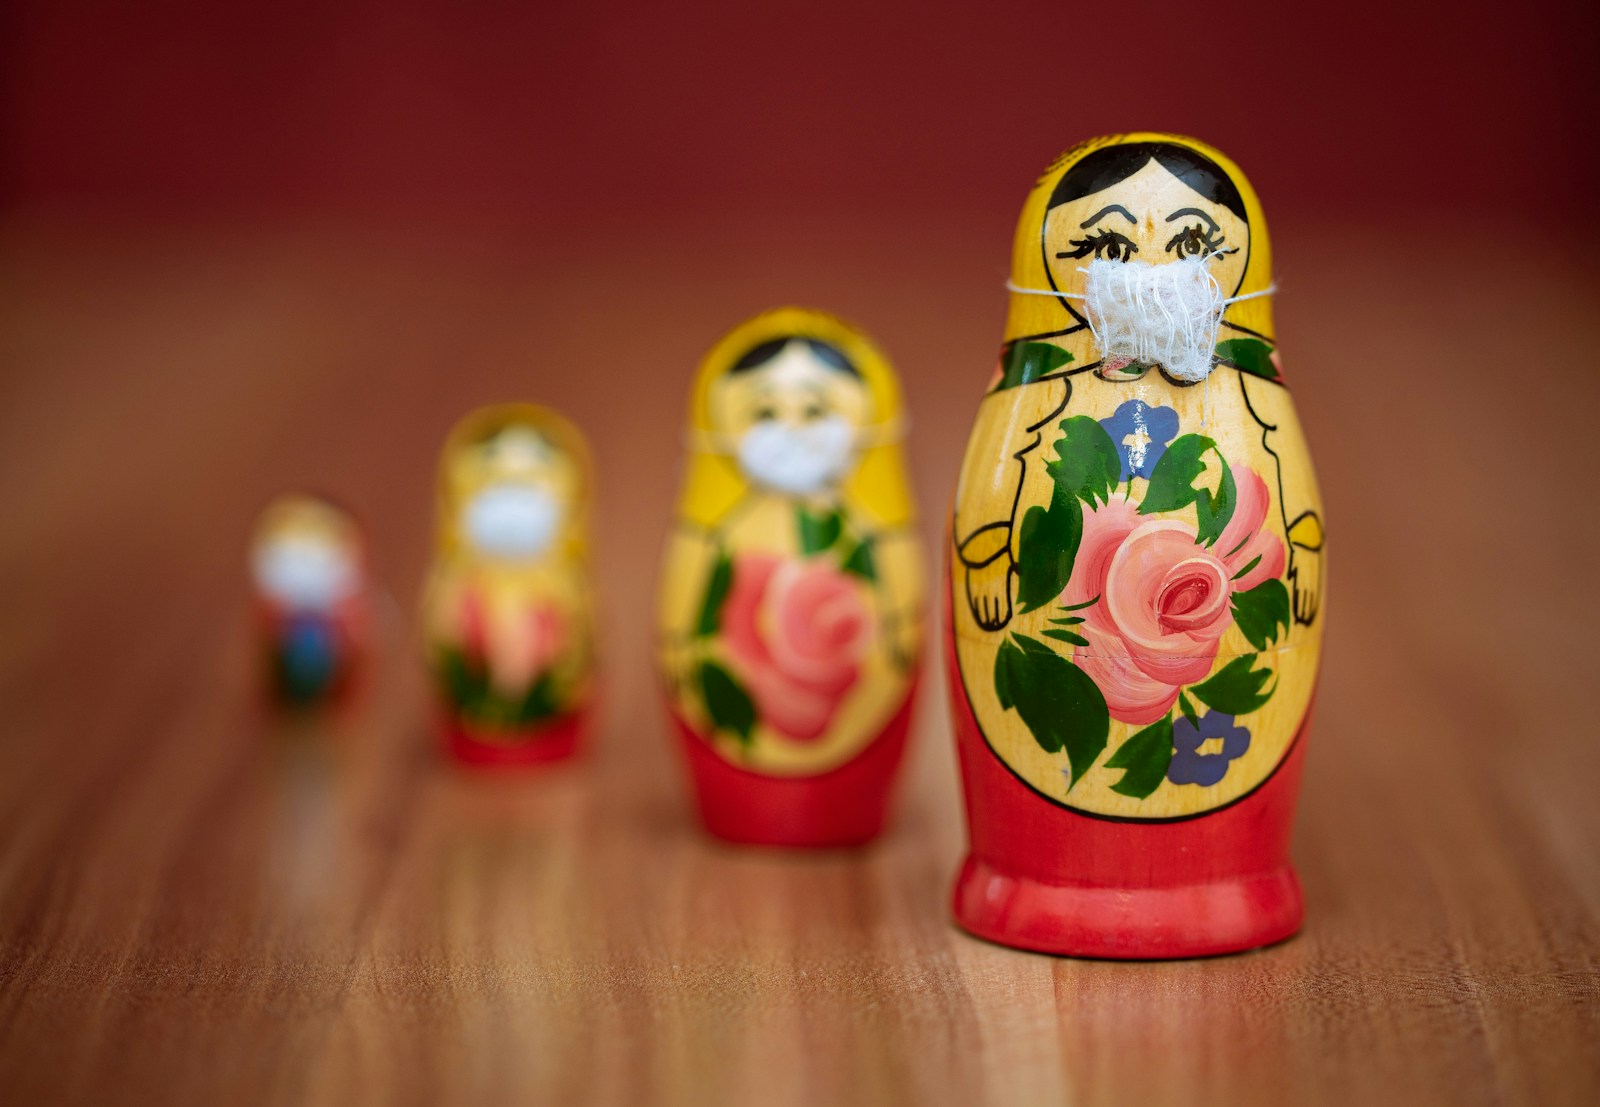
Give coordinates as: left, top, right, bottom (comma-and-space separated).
1015, 482, 1081, 615
699, 659, 756, 744
1139, 434, 1209, 513
1139, 433, 1237, 546
1189, 654, 1277, 716
1215, 337, 1279, 381
993, 637, 1020, 713
1178, 690, 1200, 727
437, 648, 567, 727
797, 507, 844, 554
842, 537, 877, 580
1041, 628, 1090, 647
1014, 419, 1122, 615
514, 670, 562, 724
1106, 716, 1174, 799
999, 341, 1074, 390
992, 633, 1110, 787
1231, 578, 1290, 651
1061, 596, 1100, 611
694, 548, 734, 637
438, 648, 482, 712
1046, 416, 1122, 509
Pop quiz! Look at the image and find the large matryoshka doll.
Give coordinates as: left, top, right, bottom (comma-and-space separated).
250, 493, 371, 706
657, 308, 924, 847
947, 134, 1326, 957
422, 404, 597, 766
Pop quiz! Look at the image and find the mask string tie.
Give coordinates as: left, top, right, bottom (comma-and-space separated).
1002, 279, 1277, 303
1005, 253, 1278, 394
683, 412, 908, 455
1007, 249, 1276, 304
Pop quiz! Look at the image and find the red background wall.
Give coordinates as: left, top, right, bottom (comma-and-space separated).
4, 0, 1595, 232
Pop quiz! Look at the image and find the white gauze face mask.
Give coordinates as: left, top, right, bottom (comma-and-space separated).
1080, 255, 1227, 382
462, 483, 561, 559
736, 416, 856, 496
253, 537, 357, 611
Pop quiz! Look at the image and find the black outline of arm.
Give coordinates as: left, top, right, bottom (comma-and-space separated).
1239, 372, 1322, 626
955, 378, 1073, 631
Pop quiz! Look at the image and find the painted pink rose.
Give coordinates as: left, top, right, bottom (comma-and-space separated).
722, 554, 872, 742
1064, 469, 1286, 726
460, 591, 569, 696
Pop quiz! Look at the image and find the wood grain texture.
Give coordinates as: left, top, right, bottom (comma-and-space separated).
0, 213, 1596, 1106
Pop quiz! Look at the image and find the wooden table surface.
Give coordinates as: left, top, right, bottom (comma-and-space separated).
1, 212, 1596, 1106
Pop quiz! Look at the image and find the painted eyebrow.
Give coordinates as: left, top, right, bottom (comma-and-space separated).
1165, 207, 1219, 230
1079, 204, 1136, 228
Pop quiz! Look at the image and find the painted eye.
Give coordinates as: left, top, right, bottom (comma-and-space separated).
802, 403, 827, 421
1164, 224, 1228, 258
1060, 229, 1139, 263
754, 406, 778, 421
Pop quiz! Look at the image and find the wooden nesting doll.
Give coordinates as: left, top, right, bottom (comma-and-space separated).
946, 134, 1326, 957
657, 308, 924, 847
250, 493, 371, 706
422, 404, 596, 766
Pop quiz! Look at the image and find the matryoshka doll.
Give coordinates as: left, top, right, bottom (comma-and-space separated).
657, 308, 924, 847
250, 493, 371, 706
422, 404, 596, 766
947, 134, 1326, 957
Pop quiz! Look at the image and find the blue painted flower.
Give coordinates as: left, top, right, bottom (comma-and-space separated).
1167, 713, 1251, 787
279, 614, 338, 702
1098, 400, 1179, 482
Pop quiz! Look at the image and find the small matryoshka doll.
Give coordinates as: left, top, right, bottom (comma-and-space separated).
657, 308, 924, 847
946, 134, 1326, 957
422, 404, 596, 766
250, 493, 371, 706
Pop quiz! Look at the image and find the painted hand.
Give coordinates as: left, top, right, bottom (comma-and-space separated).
1286, 511, 1324, 627
958, 523, 1014, 631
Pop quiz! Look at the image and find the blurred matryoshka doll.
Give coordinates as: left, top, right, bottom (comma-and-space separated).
422, 405, 596, 766
947, 134, 1326, 957
250, 493, 371, 706
657, 308, 924, 847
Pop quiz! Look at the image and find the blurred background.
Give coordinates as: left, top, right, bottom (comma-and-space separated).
6, 0, 1596, 229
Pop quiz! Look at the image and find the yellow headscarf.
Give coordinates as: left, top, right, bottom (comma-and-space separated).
1003, 132, 1275, 348
253, 493, 362, 559
676, 307, 914, 531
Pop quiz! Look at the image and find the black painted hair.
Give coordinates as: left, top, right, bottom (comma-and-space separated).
1047, 141, 1248, 222
729, 337, 859, 377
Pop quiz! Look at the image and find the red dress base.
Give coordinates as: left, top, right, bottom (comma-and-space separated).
945, 581, 1311, 960
669, 675, 919, 848
951, 855, 1303, 960
443, 709, 587, 768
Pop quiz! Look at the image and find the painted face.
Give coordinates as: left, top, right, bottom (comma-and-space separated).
252, 498, 361, 610
1042, 157, 1249, 301
711, 340, 870, 496
1039, 159, 1251, 383
450, 425, 576, 559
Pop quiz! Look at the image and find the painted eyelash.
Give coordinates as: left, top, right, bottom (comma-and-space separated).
1164, 224, 1235, 259
1059, 229, 1139, 262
